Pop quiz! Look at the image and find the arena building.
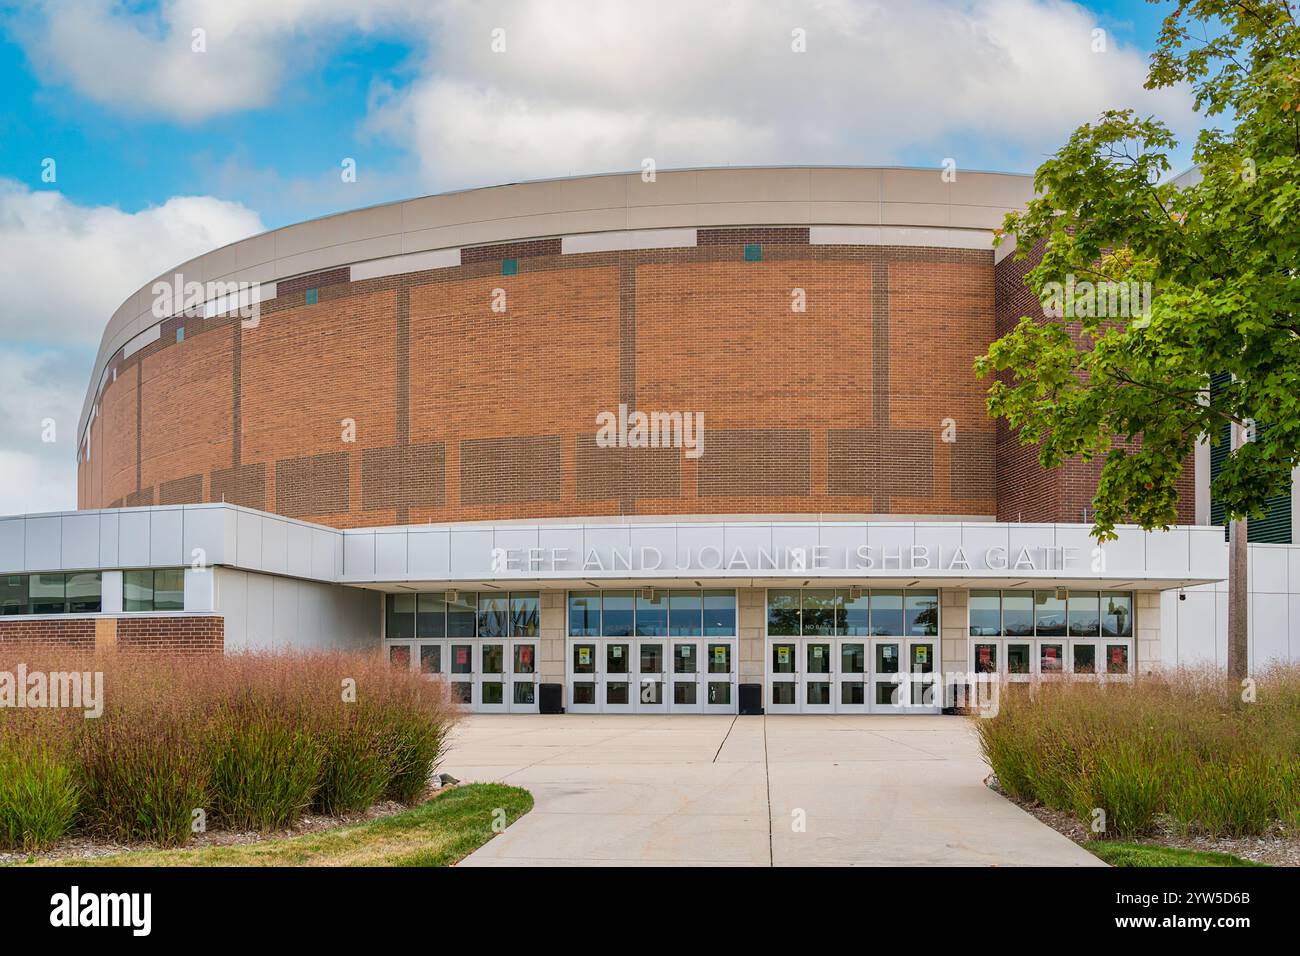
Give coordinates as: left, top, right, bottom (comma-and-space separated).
1, 166, 1297, 713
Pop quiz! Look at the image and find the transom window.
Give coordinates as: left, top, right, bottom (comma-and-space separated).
567, 589, 736, 637
385, 591, 540, 640
968, 590, 1133, 638
766, 588, 938, 637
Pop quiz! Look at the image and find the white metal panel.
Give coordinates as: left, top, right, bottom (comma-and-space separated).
59, 512, 100, 569
23, 516, 61, 570
98, 511, 120, 567
374, 529, 409, 578
235, 510, 264, 570
260, 517, 289, 575
148, 508, 184, 566
117, 511, 151, 567
0, 518, 25, 572
182, 506, 226, 567
343, 532, 376, 578
286, 521, 313, 579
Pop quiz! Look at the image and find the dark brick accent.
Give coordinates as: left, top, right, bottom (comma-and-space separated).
827, 428, 935, 499
460, 436, 563, 504
0, 618, 95, 651
277, 267, 351, 297
274, 451, 350, 517
116, 616, 224, 653
461, 238, 562, 264
574, 435, 681, 500
697, 227, 810, 245
124, 487, 155, 507
361, 442, 445, 512
698, 430, 812, 497
210, 462, 267, 510
158, 474, 204, 505
949, 430, 997, 501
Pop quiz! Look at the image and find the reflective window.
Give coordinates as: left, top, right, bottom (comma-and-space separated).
1105, 643, 1130, 674
1002, 593, 1034, 636
843, 590, 870, 636
669, 591, 702, 636
0, 575, 27, 615
635, 590, 669, 636
447, 592, 477, 637
969, 590, 1001, 636
702, 590, 736, 636
602, 590, 635, 636
386, 593, 415, 640
123, 569, 184, 613
1034, 591, 1067, 637
841, 643, 866, 673
870, 590, 903, 636
767, 589, 801, 635
974, 642, 998, 674
1007, 643, 1031, 674
568, 593, 601, 637
417, 593, 446, 639
477, 594, 509, 639
29, 573, 66, 615
801, 589, 838, 635
1068, 591, 1101, 637
510, 592, 539, 637
905, 591, 939, 636
1102, 592, 1133, 637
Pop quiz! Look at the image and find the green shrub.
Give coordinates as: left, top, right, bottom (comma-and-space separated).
209, 706, 323, 830
0, 738, 81, 852
1074, 740, 1165, 838
313, 711, 394, 815
974, 667, 1300, 839
382, 703, 451, 804
78, 714, 210, 847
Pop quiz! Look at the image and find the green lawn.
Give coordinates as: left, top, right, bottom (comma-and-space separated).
1089, 841, 1266, 868
23, 783, 532, 867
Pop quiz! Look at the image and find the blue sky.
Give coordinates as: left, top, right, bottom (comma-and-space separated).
0, 0, 1205, 514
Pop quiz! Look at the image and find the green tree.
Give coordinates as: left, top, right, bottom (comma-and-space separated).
976, 0, 1300, 678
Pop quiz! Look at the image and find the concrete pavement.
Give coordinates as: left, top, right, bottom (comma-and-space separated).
448, 714, 1103, 867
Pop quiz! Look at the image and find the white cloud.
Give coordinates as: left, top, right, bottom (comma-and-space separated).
13, 1, 1198, 180
0, 182, 263, 514
369, 0, 1200, 188
0, 348, 84, 515
13, 0, 428, 122
0, 180, 264, 346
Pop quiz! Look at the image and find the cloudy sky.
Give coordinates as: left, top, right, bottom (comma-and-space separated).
0, 0, 1201, 515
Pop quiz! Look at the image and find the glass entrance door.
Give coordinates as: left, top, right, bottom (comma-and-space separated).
635, 640, 668, 713
802, 640, 834, 713
603, 641, 634, 713
569, 641, 599, 713
704, 641, 736, 714
670, 640, 703, 713
767, 640, 799, 713
870, 639, 903, 712
477, 642, 507, 713
508, 640, 538, 712
905, 639, 939, 711
836, 640, 868, 713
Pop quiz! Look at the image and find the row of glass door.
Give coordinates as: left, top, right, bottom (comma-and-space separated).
766, 638, 940, 713
387, 639, 539, 713
567, 638, 737, 713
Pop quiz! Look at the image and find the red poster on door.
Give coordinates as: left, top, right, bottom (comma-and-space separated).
519, 646, 533, 667
1045, 646, 1057, 660
455, 647, 469, 666
1110, 647, 1124, 666
978, 646, 991, 665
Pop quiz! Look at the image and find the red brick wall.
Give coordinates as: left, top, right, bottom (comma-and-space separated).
77, 237, 1004, 524
0, 616, 223, 654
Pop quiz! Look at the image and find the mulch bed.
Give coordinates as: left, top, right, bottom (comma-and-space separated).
986, 774, 1300, 867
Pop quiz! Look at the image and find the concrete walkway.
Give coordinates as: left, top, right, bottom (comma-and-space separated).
449, 714, 1103, 867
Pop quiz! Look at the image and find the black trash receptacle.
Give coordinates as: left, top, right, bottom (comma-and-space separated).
539, 682, 564, 714
738, 683, 764, 715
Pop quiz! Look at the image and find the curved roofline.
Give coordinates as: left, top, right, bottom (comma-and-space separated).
78, 164, 1036, 445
